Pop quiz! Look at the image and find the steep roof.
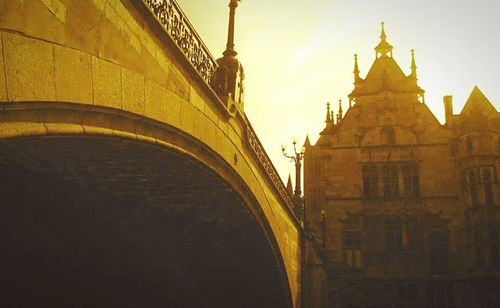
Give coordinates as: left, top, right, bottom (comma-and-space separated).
349, 56, 422, 97
460, 86, 498, 117
349, 24, 423, 98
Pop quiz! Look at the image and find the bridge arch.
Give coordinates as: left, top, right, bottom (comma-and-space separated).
0, 1, 301, 305
0, 102, 292, 307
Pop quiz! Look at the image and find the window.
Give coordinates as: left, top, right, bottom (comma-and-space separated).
408, 220, 425, 252
403, 164, 420, 198
489, 225, 498, 266
430, 231, 448, 273
469, 170, 479, 206
383, 165, 399, 201
408, 283, 417, 302
344, 232, 362, 268
385, 221, 403, 252
362, 165, 379, 200
483, 168, 494, 206
466, 136, 473, 153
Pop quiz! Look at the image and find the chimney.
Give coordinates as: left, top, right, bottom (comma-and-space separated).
443, 95, 453, 124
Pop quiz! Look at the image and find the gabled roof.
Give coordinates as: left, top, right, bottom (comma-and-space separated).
460, 86, 498, 117
365, 56, 407, 83
349, 56, 421, 97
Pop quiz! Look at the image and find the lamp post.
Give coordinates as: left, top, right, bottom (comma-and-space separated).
282, 139, 307, 308
281, 139, 305, 197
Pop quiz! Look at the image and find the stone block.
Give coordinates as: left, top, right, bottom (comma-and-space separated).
179, 99, 194, 136
192, 108, 207, 142
145, 80, 167, 123
45, 123, 84, 135
204, 103, 219, 124
97, 2, 142, 74
63, 0, 104, 55
2, 32, 56, 101
164, 90, 181, 128
167, 65, 189, 100
0, 122, 47, 138
25, 0, 67, 45
91, 56, 122, 109
54, 45, 92, 104
189, 85, 206, 112
121, 68, 145, 115
0, 0, 25, 32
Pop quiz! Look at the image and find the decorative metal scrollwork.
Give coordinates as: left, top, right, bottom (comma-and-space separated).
144, 0, 296, 218
246, 123, 297, 213
143, 0, 217, 85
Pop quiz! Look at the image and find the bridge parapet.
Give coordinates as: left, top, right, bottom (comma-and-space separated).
0, 0, 302, 306
139, 0, 297, 215
143, 0, 217, 86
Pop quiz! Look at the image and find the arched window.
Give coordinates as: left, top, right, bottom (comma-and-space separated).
483, 168, 494, 206
469, 170, 479, 206
382, 127, 396, 145
466, 136, 473, 154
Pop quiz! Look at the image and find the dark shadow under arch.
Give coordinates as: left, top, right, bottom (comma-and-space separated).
0, 134, 289, 307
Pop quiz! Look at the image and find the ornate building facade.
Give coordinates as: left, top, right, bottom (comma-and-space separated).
304, 24, 500, 308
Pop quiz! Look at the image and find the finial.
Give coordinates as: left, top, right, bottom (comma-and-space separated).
380, 21, 386, 41
375, 21, 393, 58
325, 102, 331, 123
411, 49, 417, 78
353, 53, 360, 82
336, 100, 342, 124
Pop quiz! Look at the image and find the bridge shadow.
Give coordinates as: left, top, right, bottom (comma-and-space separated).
0, 136, 288, 307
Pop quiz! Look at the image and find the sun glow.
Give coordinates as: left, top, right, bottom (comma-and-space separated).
181, 0, 500, 183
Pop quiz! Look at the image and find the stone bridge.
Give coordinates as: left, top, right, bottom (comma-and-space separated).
0, 0, 303, 307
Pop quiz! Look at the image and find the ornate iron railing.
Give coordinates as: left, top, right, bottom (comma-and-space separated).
142, 0, 297, 218
246, 120, 297, 213
143, 0, 217, 85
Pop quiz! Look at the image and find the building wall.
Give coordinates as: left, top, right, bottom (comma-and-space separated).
304, 32, 500, 307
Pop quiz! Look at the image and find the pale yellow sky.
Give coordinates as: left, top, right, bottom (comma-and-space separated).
180, 0, 500, 183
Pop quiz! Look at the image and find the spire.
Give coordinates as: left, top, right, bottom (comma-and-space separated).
303, 135, 311, 147
380, 21, 387, 41
375, 21, 393, 58
337, 99, 343, 123
331, 111, 334, 124
223, 0, 240, 57
286, 174, 293, 196
411, 49, 417, 79
353, 53, 360, 83
325, 102, 331, 123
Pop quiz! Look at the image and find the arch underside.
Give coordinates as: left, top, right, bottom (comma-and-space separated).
0, 135, 288, 307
